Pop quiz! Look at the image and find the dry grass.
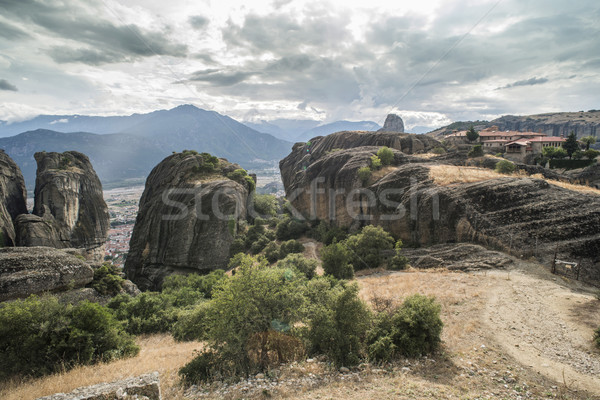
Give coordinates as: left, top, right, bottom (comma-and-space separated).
0, 334, 202, 400
429, 165, 506, 186
358, 270, 486, 351
430, 165, 600, 195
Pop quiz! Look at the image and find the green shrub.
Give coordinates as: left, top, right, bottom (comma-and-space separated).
312, 220, 348, 245
172, 301, 212, 342
370, 155, 382, 170
246, 223, 266, 245
468, 144, 483, 158
279, 239, 304, 258
584, 149, 600, 160
308, 284, 370, 367
179, 349, 223, 384
377, 147, 394, 166
432, 146, 446, 155
229, 237, 246, 258
495, 159, 516, 174
344, 225, 395, 271
252, 194, 278, 217
250, 235, 271, 254
321, 242, 354, 279
90, 263, 124, 296
278, 253, 318, 279
264, 242, 281, 263
162, 270, 227, 301
0, 296, 138, 379
276, 216, 308, 240
357, 166, 372, 185
107, 292, 180, 335
389, 240, 409, 270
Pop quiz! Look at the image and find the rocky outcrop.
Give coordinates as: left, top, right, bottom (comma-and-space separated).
15, 151, 109, 259
0, 150, 27, 246
492, 112, 600, 138
0, 246, 94, 301
402, 243, 513, 270
125, 152, 253, 291
37, 372, 161, 400
280, 136, 600, 283
378, 114, 405, 133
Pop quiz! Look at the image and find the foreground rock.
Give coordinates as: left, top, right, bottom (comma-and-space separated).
125, 152, 253, 290
0, 246, 94, 301
402, 243, 513, 270
280, 134, 600, 283
0, 150, 27, 246
15, 151, 109, 260
37, 372, 160, 400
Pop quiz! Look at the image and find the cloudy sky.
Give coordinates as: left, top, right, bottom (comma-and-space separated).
0, 0, 598, 130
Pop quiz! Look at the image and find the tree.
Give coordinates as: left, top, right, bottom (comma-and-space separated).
562, 131, 579, 159
554, 147, 568, 159
468, 144, 483, 158
321, 242, 354, 279
357, 166, 371, 185
377, 147, 394, 166
584, 149, 600, 160
370, 155, 382, 170
581, 136, 597, 150
466, 126, 479, 142
344, 225, 396, 271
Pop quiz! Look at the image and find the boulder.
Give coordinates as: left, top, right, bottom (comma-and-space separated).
15, 151, 109, 258
0, 246, 94, 301
37, 372, 161, 400
125, 152, 252, 290
378, 114, 405, 133
0, 150, 27, 246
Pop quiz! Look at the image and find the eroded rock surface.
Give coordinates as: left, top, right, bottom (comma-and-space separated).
378, 113, 405, 133
15, 151, 109, 258
0, 246, 94, 301
0, 150, 27, 246
125, 153, 252, 290
402, 243, 513, 270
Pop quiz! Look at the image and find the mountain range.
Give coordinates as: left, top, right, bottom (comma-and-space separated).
245, 119, 382, 142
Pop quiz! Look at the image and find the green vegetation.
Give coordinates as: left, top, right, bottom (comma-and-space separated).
0, 295, 138, 379
321, 241, 354, 279
584, 148, 599, 160
276, 215, 309, 240
495, 159, 516, 174
227, 168, 256, 192
90, 263, 124, 296
549, 158, 595, 170
358, 166, 372, 185
543, 146, 567, 159
252, 194, 278, 217
367, 294, 443, 361
581, 135, 597, 150
377, 146, 394, 166
466, 126, 479, 142
432, 146, 446, 155
562, 131, 579, 159
278, 253, 318, 280
370, 154, 382, 170
311, 220, 348, 245
468, 144, 483, 158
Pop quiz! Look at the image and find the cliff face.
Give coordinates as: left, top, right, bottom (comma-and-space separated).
378, 114, 405, 133
0, 150, 27, 246
125, 152, 253, 290
280, 134, 600, 282
492, 112, 600, 138
15, 151, 109, 258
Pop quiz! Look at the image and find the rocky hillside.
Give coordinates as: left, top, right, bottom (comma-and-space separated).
125, 152, 254, 290
15, 151, 110, 259
428, 110, 600, 139
0, 150, 27, 246
280, 133, 600, 282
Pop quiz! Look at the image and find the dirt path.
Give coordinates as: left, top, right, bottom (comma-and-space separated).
482, 265, 600, 395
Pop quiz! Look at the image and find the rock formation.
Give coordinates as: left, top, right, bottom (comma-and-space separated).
125, 152, 253, 290
15, 151, 109, 259
280, 134, 600, 283
0, 246, 94, 301
378, 114, 405, 133
37, 372, 161, 400
0, 150, 27, 246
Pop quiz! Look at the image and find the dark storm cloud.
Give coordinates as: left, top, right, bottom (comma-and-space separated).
497, 77, 549, 90
189, 15, 209, 30
0, 79, 18, 91
0, 20, 31, 40
1, 0, 187, 65
188, 69, 256, 86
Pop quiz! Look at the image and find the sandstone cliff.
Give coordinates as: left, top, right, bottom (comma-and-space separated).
15, 151, 109, 259
125, 152, 253, 290
378, 114, 405, 133
280, 134, 600, 282
0, 150, 27, 246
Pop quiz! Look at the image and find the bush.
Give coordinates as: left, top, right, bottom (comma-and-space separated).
367, 294, 443, 361
468, 144, 483, 158
344, 225, 395, 271
172, 301, 212, 342
0, 296, 138, 379
179, 349, 222, 384
162, 270, 227, 301
227, 168, 255, 191
250, 235, 271, 254
246, 223, 266, 246
90, 263, 124, 296
252, 194, 278, 218
432, 146, 446, 155
264, 242, 281, 263
276, 216, 308, 240
308, 284, 370, 367
107, 292, 180, 335
321, 242, 354, 279
495, 159, 516, 174
377, 147, 394, 166
584, 149, 600, 160
279, 239, 304, 258
357, 166, 372, 185
229, 237, 246, 257
370, 155, 382, 170
312, 220, 348, 245
389, 240, 409, 270
278, 253, 319, 279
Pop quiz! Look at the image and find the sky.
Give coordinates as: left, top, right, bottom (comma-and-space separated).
0, 0, 599, 130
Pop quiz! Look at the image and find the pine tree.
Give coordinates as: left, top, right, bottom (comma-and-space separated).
562, 131, 579, 159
